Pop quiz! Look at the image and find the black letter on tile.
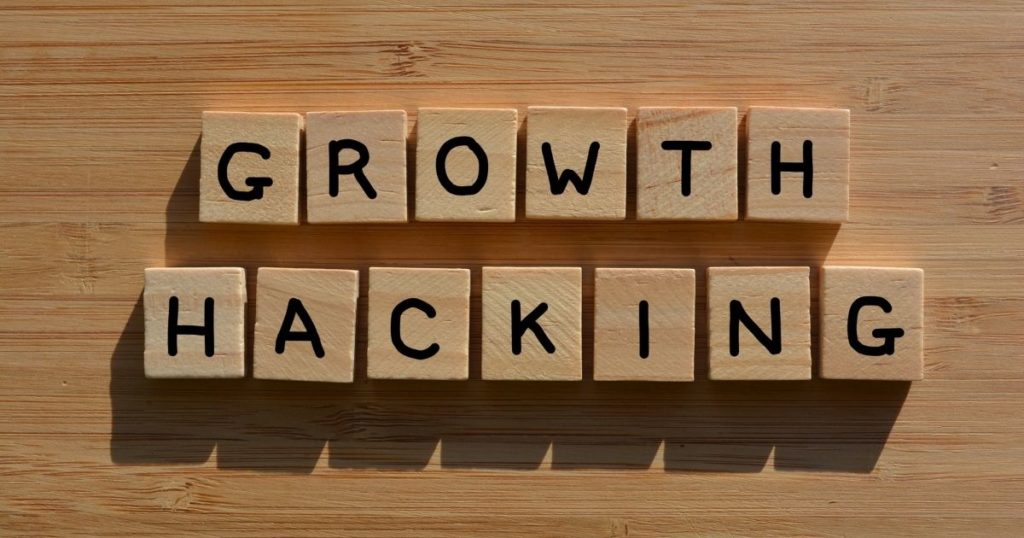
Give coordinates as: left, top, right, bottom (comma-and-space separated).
436, 136, 488, 195
218, 142, 273, 201
542, 141, 600, 195
329, 139, 376, 199
771, 140, 813, 198
511, 300, 555, 355
167, 296, 215, 357
639, 300, 650, 359
729, 298, 781, 356
661, 141, 713, 196
276, 298, 325, 358
391, 298, 440, 360
848, 296, 905, 356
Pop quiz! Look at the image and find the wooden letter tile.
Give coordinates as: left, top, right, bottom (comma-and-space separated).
306, 110, 407, 223
637, 107, 738, 220
707, 267, 811, 380
415, 108, 517, 222
200, 111, 302, 224
367, 267, 471, 380
820, 266, 924, 380
745, 107, 850, 222
144, 267, 246, 379
482, 267, 582, 380
594, 268, 696, 381
253, 268, 359, 383
526, 107, 627, 220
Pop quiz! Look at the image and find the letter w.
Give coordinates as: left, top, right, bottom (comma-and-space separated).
542, 141, 600, 195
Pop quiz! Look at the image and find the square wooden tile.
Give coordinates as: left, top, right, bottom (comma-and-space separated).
367, 267, 471, 380
745, 107, 849, 222
594, 268, 696, 381
707, 266, 811, 380
144, 267, 246, 379
200, 111, 302, 224
482, 267, 582, 380
820, 266, 924, 380
637, 107, 738, 220
415, 108, 518, 222
253, 268, 359, 383
526, 107, 627, 220
306, 110, 407, 223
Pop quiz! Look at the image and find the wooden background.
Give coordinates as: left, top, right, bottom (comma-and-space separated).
2, 1, 1022, 535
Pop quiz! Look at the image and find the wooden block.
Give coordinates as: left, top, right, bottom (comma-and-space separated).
200, 111, 302, 224
526, 107, 627, 220
637, 107, 738, 220
367, 267, 471, 380
415, 108, 517, 222
305, 110, 407, 223
820, 266, 924, 380
594, 268, 696, 381
143, 267, 246, 379
745, 107, 850, 222
482, 267, 582, 380
707, 266, 811, 380
253, 268, 359, 383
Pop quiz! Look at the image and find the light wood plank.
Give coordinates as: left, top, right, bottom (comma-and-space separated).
1, 2, 1022, 536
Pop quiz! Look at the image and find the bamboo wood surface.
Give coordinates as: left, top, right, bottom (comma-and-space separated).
1, 1, 1023, 536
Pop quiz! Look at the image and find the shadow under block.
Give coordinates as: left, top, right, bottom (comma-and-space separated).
820, 266, 924, 380
415, 108, 517, 221
305, 110, 407, 223
200, 111, 302, 224
594, 268, 696, 381
143, 267, 246, 379
636, 107, 738, 220
482, 267, 583, 380
745, 107, 850, 222
707, 266, 811, 380
526, 107, 627, 220
253, 268, 359, 382
367, 267, 471, 380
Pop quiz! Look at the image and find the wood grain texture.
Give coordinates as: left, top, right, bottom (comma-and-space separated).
636, 107, 739, 221
746, 106, 850, 222
819, 266, 924, 380
593, 268, 695, 381
707, 266, 812, 380
415, 108, 518, 221
525, 106, 628, 219
143, 267, 247, 379
481, 266, 583, 380
367, 267, 471, 380
200, 112, 302, 224
305, 110, 408, 223
253, 267, 359, 383
1, 1, 1022, 536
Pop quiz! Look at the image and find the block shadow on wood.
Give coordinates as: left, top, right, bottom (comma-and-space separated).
107, 133, 907, 473
109, 295, 334, 473
109, 296, 216, 466
109, 296, 908, 473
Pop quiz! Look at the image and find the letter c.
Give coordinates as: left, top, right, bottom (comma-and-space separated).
390, 298, 441, 360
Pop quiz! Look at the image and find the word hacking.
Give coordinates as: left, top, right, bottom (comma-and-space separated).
145, 106, 924, 382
